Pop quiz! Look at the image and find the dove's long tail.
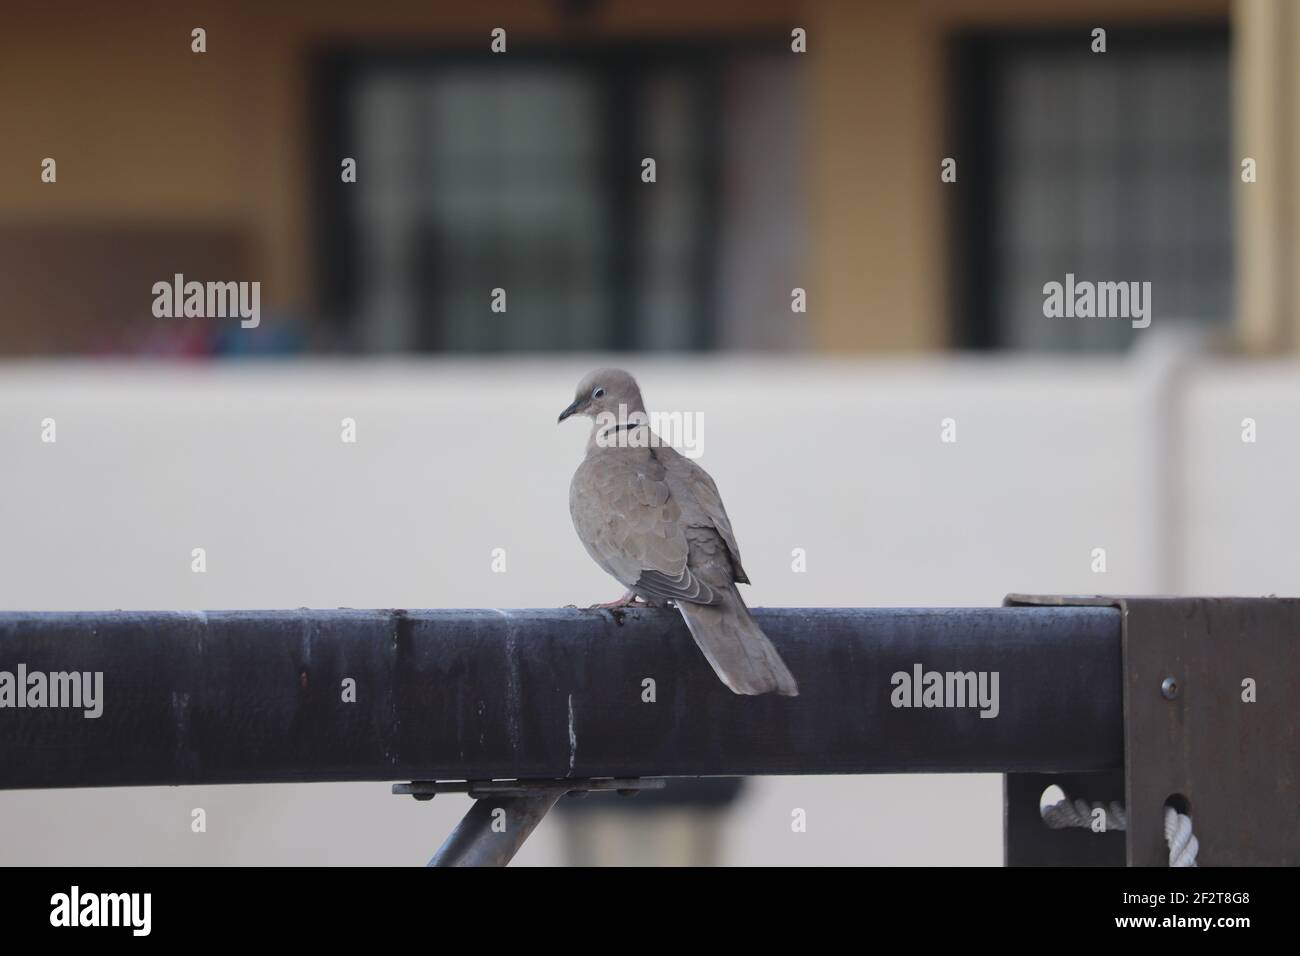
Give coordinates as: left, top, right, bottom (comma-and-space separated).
675, 587, 799, 697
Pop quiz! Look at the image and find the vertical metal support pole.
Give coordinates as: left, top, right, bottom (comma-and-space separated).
428, 791, 564, 867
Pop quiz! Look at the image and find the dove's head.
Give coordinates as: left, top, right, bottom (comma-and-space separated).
557, 368, 645, 424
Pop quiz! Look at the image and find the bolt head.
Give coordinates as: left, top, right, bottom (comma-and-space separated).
1161, 676, 1180, 700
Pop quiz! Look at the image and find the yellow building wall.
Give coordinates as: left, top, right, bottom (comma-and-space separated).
0, 0, 1234, 353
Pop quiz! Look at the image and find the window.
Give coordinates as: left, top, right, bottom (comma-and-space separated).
955, 28, 1232, 351
318, 42, 803, 353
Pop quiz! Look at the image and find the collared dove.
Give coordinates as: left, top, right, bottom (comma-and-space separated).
559, 369, 799, 697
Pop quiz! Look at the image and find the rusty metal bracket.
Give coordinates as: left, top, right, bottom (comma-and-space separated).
394, 777, 665, 866
1005, 595, 1299, 866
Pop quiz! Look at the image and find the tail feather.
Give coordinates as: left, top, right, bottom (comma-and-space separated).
675, 588, 799, 696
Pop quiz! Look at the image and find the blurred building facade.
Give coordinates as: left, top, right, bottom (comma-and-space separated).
4, 0, 1299, 867
6, 0, 1296, 357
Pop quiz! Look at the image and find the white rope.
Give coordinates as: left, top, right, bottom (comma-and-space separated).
1041, 797, 1127, 832
1163, 806, 1199, 868
1041, 797, 1198, 867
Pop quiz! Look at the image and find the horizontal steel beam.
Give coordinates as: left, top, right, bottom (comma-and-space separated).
0, 606, 1122, 789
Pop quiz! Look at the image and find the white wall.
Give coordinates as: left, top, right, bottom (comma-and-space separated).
0, 354, 1292, 864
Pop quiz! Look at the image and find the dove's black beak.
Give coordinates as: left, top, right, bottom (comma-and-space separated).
557, 399, 582, 424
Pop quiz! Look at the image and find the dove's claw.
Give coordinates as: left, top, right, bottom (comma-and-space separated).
589, 591, 644, 610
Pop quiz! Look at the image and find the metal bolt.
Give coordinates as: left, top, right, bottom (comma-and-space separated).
1161, 677, 1179, 700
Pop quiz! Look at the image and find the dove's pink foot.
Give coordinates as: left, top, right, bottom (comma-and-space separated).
590, 590, 645, 610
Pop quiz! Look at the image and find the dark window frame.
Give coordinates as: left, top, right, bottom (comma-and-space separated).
312, 36, 788, 352
949, 23, 1232, 350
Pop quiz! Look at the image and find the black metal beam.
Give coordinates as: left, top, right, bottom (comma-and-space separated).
0, 606, 1122, 789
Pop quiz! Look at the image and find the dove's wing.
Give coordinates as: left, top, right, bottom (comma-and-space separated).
570, 447, 720, 605
659, 445, 749, 584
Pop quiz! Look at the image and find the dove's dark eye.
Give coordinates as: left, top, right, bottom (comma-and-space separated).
592, 387, 605, 398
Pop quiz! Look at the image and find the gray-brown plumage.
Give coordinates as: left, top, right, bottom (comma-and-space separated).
558, 368, 798, 697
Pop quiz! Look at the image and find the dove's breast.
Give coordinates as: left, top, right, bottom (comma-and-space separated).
569, 453, 633, 584
569, 447, 683, 589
